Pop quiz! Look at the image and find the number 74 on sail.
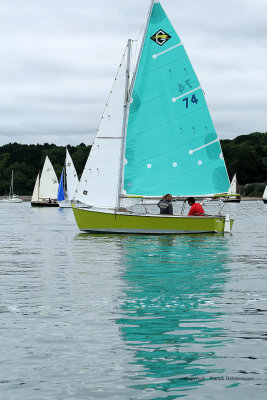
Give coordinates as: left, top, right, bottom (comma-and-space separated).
73, 0, 234, 234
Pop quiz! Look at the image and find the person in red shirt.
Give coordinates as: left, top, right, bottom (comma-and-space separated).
187, 197, 205, 216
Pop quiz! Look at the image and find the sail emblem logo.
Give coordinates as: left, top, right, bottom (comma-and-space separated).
151, 29, 171, 46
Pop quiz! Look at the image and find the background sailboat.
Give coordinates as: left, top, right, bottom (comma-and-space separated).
73, 0, 233, 234
262, 185, 267, 203
223, 173, 241, 202
31, 156, 59, 207
0, 170, 23, 203
57, 148, 83, 208
57, 169, 65, 204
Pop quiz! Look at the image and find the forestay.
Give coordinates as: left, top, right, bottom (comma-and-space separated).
123, 0, 230, 197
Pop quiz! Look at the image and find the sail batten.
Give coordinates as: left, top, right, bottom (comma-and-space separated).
153, 42, 183, 59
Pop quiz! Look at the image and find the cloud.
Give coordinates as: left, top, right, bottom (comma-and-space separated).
0, 0, 266, 146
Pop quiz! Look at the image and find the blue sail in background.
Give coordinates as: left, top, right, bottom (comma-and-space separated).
57, 170, 65, 201
123, 1, 230, 197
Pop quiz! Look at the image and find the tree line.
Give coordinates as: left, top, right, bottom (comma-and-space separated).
0, 143, 91, 196
0, 132, 266, 196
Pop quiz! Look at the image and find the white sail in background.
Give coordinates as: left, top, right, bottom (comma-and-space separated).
39, 156, 58, 200
228, 174, 239, 195
263, 185, 267, 199
75, 48, 128, 208
31, 173, 40, 202
66, 149, 79, 201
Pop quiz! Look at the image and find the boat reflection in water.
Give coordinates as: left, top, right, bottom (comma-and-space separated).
117, 235, 231, 396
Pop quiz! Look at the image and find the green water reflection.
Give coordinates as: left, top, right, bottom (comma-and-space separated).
117, 235, 231, 398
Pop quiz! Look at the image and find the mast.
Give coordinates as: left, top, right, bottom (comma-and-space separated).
116, 39, 132, 209
38, 171, 40, 202
129, 0, 154, 96
116, 2, 155, 208
10, 170, 14, 197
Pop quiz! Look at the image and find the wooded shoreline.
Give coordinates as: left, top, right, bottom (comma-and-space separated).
0, 196, 262, 202
0, 132, 266, 197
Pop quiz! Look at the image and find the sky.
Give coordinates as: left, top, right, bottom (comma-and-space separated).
0, 0, 266, 146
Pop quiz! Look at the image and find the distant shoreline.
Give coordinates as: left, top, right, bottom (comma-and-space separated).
0, 196, 263, 202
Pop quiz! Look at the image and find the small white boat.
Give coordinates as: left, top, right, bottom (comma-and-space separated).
0, 171, 23, 203
31, 156, 59, 207
263, 185, 267, 203
223, 174, 241, 202
57, 148, 88, 208
58, 148, 79, 208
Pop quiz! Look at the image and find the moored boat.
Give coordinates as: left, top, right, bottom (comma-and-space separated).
0, 171, 23, 203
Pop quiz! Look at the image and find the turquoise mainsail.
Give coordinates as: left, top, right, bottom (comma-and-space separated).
124, 1, 230, 197
57, 170, 65, 201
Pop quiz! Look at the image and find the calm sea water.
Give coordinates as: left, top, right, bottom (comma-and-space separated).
0, 201, 266, 400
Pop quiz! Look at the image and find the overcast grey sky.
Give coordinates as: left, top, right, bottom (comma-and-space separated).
0, 0, 266, 146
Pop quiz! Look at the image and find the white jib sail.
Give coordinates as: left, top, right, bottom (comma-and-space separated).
75, 48, 128, 208
263, 185, 267, 199
228, 174, 237, 195
66, 149, 79, 201
31, 173, 40, 202
39, 156, 59, 200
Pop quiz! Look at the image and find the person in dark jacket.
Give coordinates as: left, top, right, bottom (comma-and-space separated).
157, 194, 173, 215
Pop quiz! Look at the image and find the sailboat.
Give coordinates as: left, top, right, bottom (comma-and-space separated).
223, 173, 241, 203
0, 170, 23, 203
262, 185, 267, 203
73, 0, 233, 234
31, 156, 59, 207
57, 148, 82, 208
57, 169, 65, 205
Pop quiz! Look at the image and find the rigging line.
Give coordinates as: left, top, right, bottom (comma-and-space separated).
134, 18, 146, 43
129, 0, 154, 96
189, 139, 219, 155
94, 44, 128, 136
152, 42, 183, 59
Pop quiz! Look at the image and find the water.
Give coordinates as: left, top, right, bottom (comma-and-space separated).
0, 201, 266, 399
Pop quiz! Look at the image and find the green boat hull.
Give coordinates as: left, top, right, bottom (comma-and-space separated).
73, 207, 233, 234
